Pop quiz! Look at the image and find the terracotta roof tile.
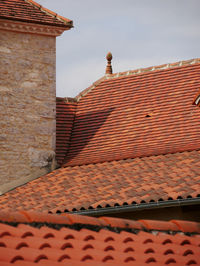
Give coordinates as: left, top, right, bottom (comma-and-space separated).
56, 97, 77, 165
99, 217, 144, 230
59, 59, 200, 166
27, 59, 198, 213
0, 149, 199, 212
171, 220, 200, 233
138, 220, 180, 231
0, 0, 73, 28
0, 212, 199, 265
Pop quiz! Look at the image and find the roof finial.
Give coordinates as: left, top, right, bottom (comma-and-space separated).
105, 52, 113, 74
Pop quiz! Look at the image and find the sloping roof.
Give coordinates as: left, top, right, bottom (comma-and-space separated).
62, 59, 200, 166
0, 211, 199, 265
1, 58, 200, 212
0, 149, 199, 213
0, 0, 73, 28
56, 97, 77, 166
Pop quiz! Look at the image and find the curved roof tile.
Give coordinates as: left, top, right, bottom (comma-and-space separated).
0, 211, 199, 265
0, 149, 199, 212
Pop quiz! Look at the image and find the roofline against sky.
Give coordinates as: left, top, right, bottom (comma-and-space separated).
75, 58, 200, 102
67, 197, 200, 217
25, 0, 73, 27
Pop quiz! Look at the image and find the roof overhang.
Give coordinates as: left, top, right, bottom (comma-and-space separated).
0, 18, 72, 37
68, 197, 200, 217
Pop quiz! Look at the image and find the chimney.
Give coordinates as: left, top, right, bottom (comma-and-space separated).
0, 1, 72, 194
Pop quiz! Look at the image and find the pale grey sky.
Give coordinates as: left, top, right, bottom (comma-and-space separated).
37, 0, 200, 97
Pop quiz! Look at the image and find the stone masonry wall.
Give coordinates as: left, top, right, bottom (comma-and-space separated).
0, 29, 56, 193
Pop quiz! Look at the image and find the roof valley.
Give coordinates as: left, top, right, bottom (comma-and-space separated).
61, 99, 79, 167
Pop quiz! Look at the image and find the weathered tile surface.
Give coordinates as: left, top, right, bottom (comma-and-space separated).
0, 150, 199, 212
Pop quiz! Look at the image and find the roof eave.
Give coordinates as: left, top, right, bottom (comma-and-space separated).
0, 18, 71, 37
67, 197, 200, 217
0, 16, 73, 29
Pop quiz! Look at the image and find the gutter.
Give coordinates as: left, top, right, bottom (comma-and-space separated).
69, 198, 200, 217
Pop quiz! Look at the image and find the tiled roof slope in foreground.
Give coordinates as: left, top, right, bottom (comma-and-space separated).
0, 0, 73, 28
0, 211, 199, 265
62, 59, 200, 166
0, 149, 199, 212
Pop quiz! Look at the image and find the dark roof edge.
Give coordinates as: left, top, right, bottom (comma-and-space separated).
0, 16, 73, 28
68, 198, 200, 217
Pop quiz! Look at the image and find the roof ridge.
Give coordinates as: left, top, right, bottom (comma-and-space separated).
75, 58, 200, 101
24, 0, 73, 26
75, 76, 108, 101
1, 211, 200, 233
109, 58, 200, 80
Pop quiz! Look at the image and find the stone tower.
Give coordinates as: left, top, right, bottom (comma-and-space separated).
0, 0, 73, 194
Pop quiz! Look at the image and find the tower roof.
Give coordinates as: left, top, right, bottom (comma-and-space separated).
0, 0, 73, 28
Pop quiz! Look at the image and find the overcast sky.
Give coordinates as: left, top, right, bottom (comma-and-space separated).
36, 0, 200, 97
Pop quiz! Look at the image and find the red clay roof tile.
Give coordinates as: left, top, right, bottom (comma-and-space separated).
99, 217, 144, 230
1, 59, 200, 215
60, 59, 200, 167
65, 213, 107, 227
0, 211, 29, 223
0, 149, 199, 212
0, 58, 198, 215
138, 220, 180, 232
56, 97, 77, 165
0, 212, 200, 265
0, 0, 73, 28
20, 211, 71, 224
171, 220, 200, 233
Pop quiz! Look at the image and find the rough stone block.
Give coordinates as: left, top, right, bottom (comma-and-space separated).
0, 29, 56, 192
